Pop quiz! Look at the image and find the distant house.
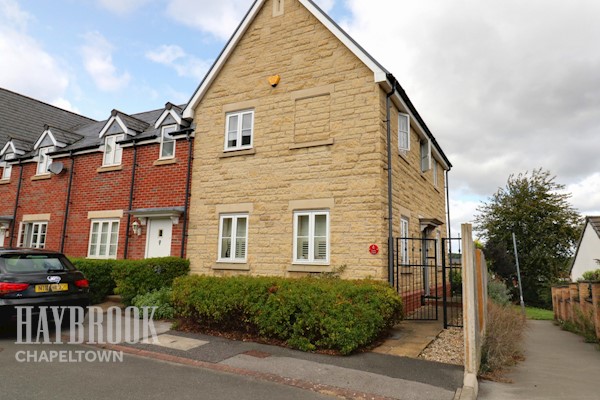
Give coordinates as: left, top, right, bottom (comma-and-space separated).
570, 216, 600, 281
0, 88, 193, 259
183, 0, 451, 282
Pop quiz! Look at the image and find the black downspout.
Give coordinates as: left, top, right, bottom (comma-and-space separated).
60, 152, 75, 252
386, 86, 396, 287
181, 133, 193, 258
9, 162, 23, 247
123, 143, 138, 259
445, 170, 452, 240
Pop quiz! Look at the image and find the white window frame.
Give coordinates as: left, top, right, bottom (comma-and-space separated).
398, 112, 410, 153
293, 210, 330, 265
217, 214, 248, 263
1, 163, 11, 180
224, 109, 254, 151
17, 221, 48, 249
36, 147, 53, 175
159, 124, 177, 159
433, 159, 438, 187
420, 139, 431, 172
103, 134, 125, 166
88, 219, 120, 259
400, 217, 409, 265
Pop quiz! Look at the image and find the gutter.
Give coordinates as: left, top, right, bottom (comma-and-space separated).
9, 161, 23, 247
181, 128, 194, 258
60, 152, 75, 252
123, 143, 138, 259
386, 83, 396, 287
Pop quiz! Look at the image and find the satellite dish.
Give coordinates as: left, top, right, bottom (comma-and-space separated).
48, 162, 64, 175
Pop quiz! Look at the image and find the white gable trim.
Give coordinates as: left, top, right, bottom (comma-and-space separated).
33, 128, 67, 150
99, 115, 130, 138
1, 141, 15, 156
154, 108, 183, 129
183, 0, 387, 119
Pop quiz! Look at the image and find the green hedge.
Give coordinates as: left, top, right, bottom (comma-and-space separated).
172, 275, 403, 355
112, 257, 190, 305
70, 258, 118, 304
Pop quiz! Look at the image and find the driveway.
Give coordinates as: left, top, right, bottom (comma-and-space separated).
479, 320, 600, 400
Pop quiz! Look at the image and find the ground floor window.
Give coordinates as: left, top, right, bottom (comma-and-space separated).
218, 214, 248, 262
18, 221, 48, 249
293, 210, 329, 264
88, 219, 119, 259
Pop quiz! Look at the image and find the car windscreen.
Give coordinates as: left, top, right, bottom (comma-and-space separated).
0, 255, 74, 274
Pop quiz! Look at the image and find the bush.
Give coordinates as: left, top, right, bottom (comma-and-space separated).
132, 287, 175, 320
581, 269, 600, 282
112, 257, 189, 305
450, 270, 462, 295
480, 301, 526, 375
70, 258, 117, 304
487, 279, 512, 306
172, 275, 403, 355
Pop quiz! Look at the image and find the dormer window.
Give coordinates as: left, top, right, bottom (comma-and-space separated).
37, 147, 53, 175
160, 125, 177, 159
104, 134, 124, 166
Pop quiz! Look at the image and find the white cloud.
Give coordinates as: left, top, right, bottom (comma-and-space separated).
0, 1, 72, 107
341, 0, 600, 223
565, 173, 600, 216
146, 44, 210, 81
81, 31, 131, 92
164, 0, 336, 40
97, 0, 152, 16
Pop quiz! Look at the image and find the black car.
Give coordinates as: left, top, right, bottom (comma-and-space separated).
0, 248, 90, 324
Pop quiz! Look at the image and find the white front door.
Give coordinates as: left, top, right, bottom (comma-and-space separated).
145, 218, 173, 258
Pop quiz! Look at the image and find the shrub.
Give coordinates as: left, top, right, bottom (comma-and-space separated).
450, 270, 462, 295
70, 258, 117, 304
480, 301, 526, 375
487, 279, 512, 306
581, 269, 600, 282
172, 275, 403, 355
132, 287, 175, 320
112, 257, 189, 305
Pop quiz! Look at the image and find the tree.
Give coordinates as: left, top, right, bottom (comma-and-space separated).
475, 169, 582, 307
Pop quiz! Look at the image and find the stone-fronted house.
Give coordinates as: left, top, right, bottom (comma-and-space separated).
182, 0, 451, 281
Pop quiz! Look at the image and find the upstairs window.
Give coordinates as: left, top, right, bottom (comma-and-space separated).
420, 139, 431, 172
218, 214, 248, 262
1, 163, 11, 180
104, 134, 124, 166
293, 210, 329, 264
398, 113, 410, 153
225, 110, 254, 151
160, 125, 177, 159
18, 221, 48, 248
37, 147, 52, 175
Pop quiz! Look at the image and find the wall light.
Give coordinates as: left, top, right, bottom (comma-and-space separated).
131, 220, 142, 236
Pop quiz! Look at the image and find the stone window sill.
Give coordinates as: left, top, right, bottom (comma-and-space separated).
31, 174, 51, 181
97, 165, 123, 173
153, 158, 178, 166
219, 148, 256, 158
212, 262, 250, 271
0, 179, 10, 185
289, 138, 334, 150
287, 264, 332, 273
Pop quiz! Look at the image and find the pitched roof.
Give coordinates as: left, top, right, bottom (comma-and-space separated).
0, 87, 95, 149
588, 216, 600, 238
569, 216, 600, 274
182, 0, 451, 169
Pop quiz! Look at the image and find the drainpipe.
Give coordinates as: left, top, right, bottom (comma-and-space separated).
60, 152, 75, 252
181, 131, 193, 258
386, 83, 396, 287
445, 169, 452, 250
123, 143, 138, 259
9, 161, 23, 247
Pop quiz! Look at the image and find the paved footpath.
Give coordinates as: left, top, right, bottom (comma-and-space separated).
479, 320, 600, 400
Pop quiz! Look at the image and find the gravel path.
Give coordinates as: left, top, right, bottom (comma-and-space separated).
418, 327, 464, 366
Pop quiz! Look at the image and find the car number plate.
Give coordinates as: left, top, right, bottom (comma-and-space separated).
35, 283, 69, 293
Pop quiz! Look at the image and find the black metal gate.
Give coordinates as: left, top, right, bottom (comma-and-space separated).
441, 238, 463, 328
395, 236, 464, 327
395, 237, 439, 320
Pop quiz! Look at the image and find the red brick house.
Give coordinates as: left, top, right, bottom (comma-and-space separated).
0, 88, 193, 259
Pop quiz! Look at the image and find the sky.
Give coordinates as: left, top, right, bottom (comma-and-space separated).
1, 0, 599, 237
